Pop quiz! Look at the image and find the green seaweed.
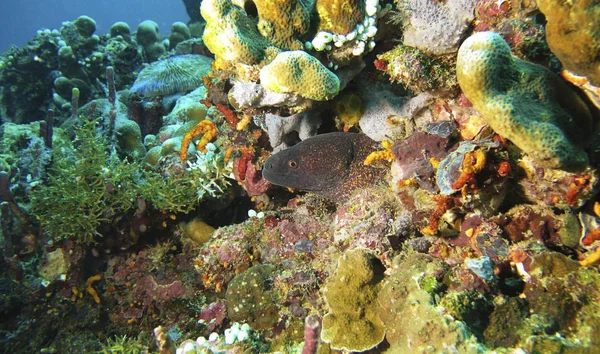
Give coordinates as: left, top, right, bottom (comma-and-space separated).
30, 116, 232, 245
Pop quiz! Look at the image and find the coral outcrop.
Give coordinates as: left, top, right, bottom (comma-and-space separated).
397, 0, 477, 55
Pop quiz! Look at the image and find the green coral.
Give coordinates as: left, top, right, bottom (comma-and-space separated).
321, 248, 386, 352
30, 117, 233, 245
457, 31, 597, 171
260, 50, 340, 101
538, 0, 600, 86
136, 20, 165, 62
73, 15, 96, 37
169, 22, 191, 50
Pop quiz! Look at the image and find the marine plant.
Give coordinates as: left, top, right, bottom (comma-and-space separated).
97, 335, 148, 353
30, 116, 233, 245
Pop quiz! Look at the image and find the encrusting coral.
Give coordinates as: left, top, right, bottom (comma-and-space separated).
320, 248, 386, 351
396, 0, 477, 55
456, 31, 597, 171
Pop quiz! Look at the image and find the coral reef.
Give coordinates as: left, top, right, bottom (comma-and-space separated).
3, 3, 600, 354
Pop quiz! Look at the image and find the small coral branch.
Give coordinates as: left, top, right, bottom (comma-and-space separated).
40, 109, 54, 148
153, 326, 175, 354
301, 315, 321, 354
0, 171, 29, 228
106, 66, 116, 106
421, 195, 455, 235
451, 149, 486, 190
364, 140, 395, 166
71, 87, 80, 119
86, 274, 102, 304
180, 119, 218, 161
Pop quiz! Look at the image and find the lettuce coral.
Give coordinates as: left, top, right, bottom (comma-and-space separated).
129, 54, 213, 97
457, 32, 596, 171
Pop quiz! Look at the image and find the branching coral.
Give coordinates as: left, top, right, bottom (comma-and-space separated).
179, 119, 218, 161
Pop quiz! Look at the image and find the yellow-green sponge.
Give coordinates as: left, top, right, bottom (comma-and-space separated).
260, 50, 340, 101
457, 31, 596, 171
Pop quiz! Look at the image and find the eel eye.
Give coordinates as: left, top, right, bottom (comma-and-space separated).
288, 160, 298, 168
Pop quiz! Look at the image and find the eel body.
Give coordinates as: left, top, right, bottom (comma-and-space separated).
262, 132, 386, 201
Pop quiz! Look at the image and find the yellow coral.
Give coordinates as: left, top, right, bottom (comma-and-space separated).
86, 274, 102, 304
457, 31, 594, 170
201, 0, 271, 67
260, 50, 340, 100
316, 0, 365, 34
179, 120, 218, 161
335, 94, 363, 131
254, 0, 313, 50
581, 247, 600, 267
364, 141, 394, 166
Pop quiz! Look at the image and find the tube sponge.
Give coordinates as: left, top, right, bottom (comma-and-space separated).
457, 32, 596, 171
260, 50, 340, 101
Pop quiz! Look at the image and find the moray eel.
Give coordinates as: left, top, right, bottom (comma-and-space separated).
262, 132, 387, 201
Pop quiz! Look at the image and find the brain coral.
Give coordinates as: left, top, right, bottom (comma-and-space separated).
457, 32, 596, 171
259, 50, 340, 101
130, 54, 213, 97
537, 0, 600, 86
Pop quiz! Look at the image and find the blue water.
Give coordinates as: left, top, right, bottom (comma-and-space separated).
0, 0, 189, 54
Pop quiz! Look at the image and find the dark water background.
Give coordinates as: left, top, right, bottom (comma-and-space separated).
0, 0, 189, 54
